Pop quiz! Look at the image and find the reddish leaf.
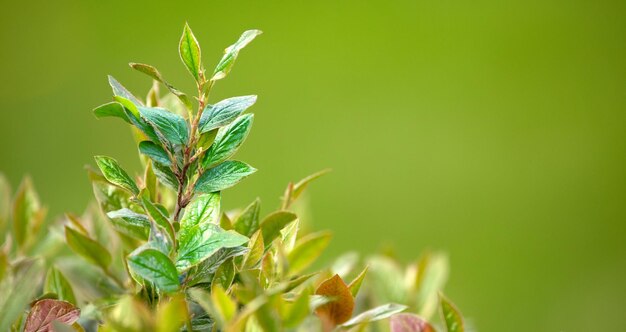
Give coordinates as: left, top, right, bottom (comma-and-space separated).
25, 299, 80, 332
314, 274, 355, 329
390, 313, 435, 332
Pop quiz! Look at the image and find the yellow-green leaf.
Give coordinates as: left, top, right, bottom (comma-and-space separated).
94, 156, 139, 195
179, 23, 202, 81
65, 226, 111, 270
287, 231, 332, 274
439, 293, 464, 332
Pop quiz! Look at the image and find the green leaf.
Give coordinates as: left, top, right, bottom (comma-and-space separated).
260, 211, 297, 246
138, 141, 171, 166
153, 162, 179, 190
12, 177, 41, 248
0, 258, 44, 331
106, 208, 150, 240
93, 102, 130, 123
439, 293, 464, 332
203, 114, 254, 168
314, 274, 355, 327
195, 161, 256, 193
181, 193, 220, 228
127, 248, 179, 293
212, 30, 262, 81
185, 246, 248, 286
233, 197, 261, 237
140, 193, 175, 243
44, 267, 77, 305
138, 106, 189, 145
65, 226, 112, 270
129, 62, 193, 109
390, 314, 435, 332
287, 231, 332, 274
341, 303, 407, 327
179, 23, 202, 80
176, 224, 248, 271
348, 265, 369, 298
94, 156, 139, 195
198, 96, 257, 134
24, 299, 80, 332
108, 75, 143, 106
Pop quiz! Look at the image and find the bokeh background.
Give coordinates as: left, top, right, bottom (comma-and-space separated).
1, 0, 625, 330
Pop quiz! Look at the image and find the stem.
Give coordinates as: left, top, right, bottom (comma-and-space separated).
173, 80, 215, 223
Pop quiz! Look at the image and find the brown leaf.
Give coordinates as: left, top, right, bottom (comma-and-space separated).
25, 299, 80, 332
314, 274, 355, 329
390, 313, 435, 332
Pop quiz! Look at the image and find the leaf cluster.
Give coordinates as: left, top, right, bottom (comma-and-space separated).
0, 24, 470, 332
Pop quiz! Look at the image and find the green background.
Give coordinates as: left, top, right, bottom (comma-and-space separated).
1, 0, 625, 330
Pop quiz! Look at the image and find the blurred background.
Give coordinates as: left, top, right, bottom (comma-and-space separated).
1, 0, 625, 330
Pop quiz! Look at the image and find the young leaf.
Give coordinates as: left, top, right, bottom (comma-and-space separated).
93, 102, 130, 123
179, 23, 202, 80
292, 169, 331, 202
0, 173, 10, 244
94, 156, 139, 195
129, 62, 192, 110
439, 293, 464, 332
233, 197, 261, 237
138, 141, 172, 166
260, 211, 297, 246
127, 248, 180, 293
287, 231, 332, 274
65, 226, 112, 270
12, 177, 41, 248
390, 314, 435, 332
108, 75, 143, 106
314, 274, 355, 327
243, 231, 264, 269
212, 258, 235, 290
156, 295, 188, 332
138, 106, 189, 145
176, 224, 249, 271
0, 258, 44, 331
180, 193, 220, 228
44, 267, 77, 305
144, 161, 157, 201
348, 265, 369, 298
212, 30, 262, 81
211, 285, 237, 328
106, 208, 150, 240
341, 303, 407, 327
195, 161, 256, 193
203, 114, 254, 168
416, 252, 449, 318
198, 96, 257, 134
24, 299, 80, 332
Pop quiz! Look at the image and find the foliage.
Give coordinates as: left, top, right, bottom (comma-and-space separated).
0, 24, 469, 331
